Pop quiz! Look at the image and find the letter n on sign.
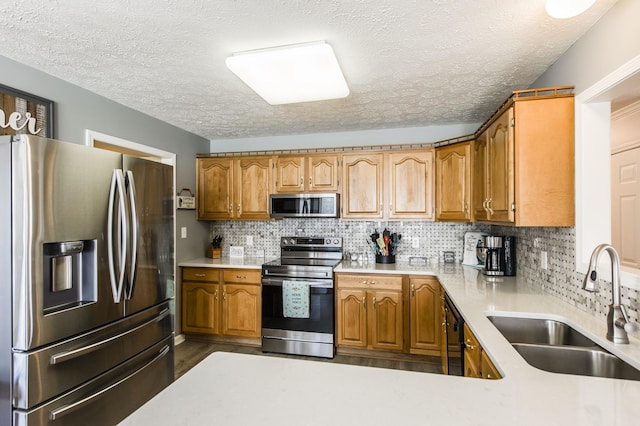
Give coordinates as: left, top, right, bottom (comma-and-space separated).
1, 84, 54, 138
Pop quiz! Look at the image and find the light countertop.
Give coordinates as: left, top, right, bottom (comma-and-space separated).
135, 259, 640, 425
179, 256, 269, 269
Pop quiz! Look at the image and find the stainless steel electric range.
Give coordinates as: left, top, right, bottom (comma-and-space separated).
261, 237, 342, 358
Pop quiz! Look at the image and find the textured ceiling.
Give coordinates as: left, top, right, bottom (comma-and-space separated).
0, 0, 619, 140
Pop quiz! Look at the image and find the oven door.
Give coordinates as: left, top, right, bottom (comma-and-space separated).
261, 276, 334, 335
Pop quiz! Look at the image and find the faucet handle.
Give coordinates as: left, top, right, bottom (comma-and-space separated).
624, 321, 639, 335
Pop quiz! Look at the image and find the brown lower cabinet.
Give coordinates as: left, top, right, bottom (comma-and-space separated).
336, 273, 443, 356
181, 267, 261, 339
463, 323, 501, 379
336, 274, 404, 351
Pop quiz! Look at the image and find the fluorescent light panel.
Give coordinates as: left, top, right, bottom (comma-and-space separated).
226, 41, 349, 105
545, 0, 596, 19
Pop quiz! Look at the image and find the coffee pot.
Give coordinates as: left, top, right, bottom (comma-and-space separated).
482, 235, 516, 276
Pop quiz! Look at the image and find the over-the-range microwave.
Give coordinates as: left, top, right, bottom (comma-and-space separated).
269, 193, 340, 218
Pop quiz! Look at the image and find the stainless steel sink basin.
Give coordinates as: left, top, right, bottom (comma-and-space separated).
512, 344, 640, 381
487, 315, 640, 381
487, 316, 596, 347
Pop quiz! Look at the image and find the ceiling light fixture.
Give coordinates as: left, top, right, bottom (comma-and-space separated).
225, 40, 349, 105
545, 0, 596, 19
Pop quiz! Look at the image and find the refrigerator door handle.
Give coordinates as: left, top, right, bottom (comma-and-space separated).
48, 344, 171, 421
49, 307, 170, 365
125, 170, 138, 300
107, 169, 127, 303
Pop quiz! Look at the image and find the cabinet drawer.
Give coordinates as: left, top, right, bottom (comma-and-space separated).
223, 269, 261, 284
336, 274, 402, 291
183, 267, 220, 282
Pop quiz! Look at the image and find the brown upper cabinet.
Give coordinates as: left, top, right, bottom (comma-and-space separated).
341, 150, 435, 220
435, 142, 472, 222
341, 152, 385, 219
196, 156, 272, 220
273, 154, 340, 193
472, 90, 574, 226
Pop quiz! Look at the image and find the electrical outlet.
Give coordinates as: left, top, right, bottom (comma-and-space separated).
412, 237, 420, 249
540, 251, 548, 270
246, 235, 254, 246
181, 227, 187, 239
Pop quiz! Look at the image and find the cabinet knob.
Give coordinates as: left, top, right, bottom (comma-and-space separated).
372, 296, 376, 308
465, 339, 476, 350
309, 176, 313, 187
194, 273, 206, 277
223, 290, 227, 300
236, 275, 246, 279
362, 295, 366, 309
411, 284, 415, 296
214, 289, 218, 300
300, 177, 304, 187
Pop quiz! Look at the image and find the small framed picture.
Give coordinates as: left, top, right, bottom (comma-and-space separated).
1, 84, 54, 138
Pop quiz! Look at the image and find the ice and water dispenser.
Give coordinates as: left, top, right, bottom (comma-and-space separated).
43, 240, 97, 313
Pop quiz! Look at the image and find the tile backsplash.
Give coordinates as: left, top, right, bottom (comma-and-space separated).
210, 219, 490, 262
208, 220, 638, 323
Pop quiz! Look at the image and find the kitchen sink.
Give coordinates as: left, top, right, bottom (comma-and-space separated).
487, 316, 596, 347
511, 343, 640, 381
487, 315, 640, 381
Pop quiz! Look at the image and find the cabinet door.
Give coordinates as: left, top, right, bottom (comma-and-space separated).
221, 284, 261, 337
236, 157, 272, 220
341, 153, 384, 219
336, 289, 368, 348
274, 156, 305, 193
409, 278, 440, 355
486, 107, 515, 223
307, 154, 340, 192
472, 133, 489, 221
387, 150, 435, 220
435, 143, 471, 221
463, 323, 482, 378
369, 290, 403, 351
182, 282, 220, 334
481, 350, 502, 379
196, 158, 234, 220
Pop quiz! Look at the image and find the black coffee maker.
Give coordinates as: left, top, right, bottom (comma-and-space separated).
482, 236, 516, 276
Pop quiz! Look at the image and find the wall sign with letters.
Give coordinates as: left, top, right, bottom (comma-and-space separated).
1, 84, 54, 138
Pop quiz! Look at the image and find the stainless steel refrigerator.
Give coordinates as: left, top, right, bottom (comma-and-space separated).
0, 135, 175, 425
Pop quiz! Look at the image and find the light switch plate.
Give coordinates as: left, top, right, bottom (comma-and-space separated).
230, 246, 245, 258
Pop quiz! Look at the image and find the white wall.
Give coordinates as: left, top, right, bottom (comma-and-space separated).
532, 0, 640, 289
209, 123, 479, 152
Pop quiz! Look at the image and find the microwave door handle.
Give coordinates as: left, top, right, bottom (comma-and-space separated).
302, 198, 309, 214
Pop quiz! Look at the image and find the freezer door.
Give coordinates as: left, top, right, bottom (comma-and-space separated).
122, 155, 174, 315
12, 136, 124, 351
13, 335, 174, 426
12, 302, 173, 410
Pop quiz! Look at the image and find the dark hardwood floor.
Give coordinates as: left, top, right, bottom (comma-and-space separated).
174, 339, 443, 380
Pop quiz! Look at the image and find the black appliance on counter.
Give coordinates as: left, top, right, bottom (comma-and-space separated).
482, 235, 516, 276
261, 237, 342, 358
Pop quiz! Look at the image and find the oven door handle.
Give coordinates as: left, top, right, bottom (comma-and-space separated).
261, 277, 333, 288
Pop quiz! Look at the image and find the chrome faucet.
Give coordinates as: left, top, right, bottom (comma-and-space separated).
583, 244, 632, 344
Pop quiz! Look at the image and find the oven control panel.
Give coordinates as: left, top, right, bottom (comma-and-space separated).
280, 237, 342, 248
